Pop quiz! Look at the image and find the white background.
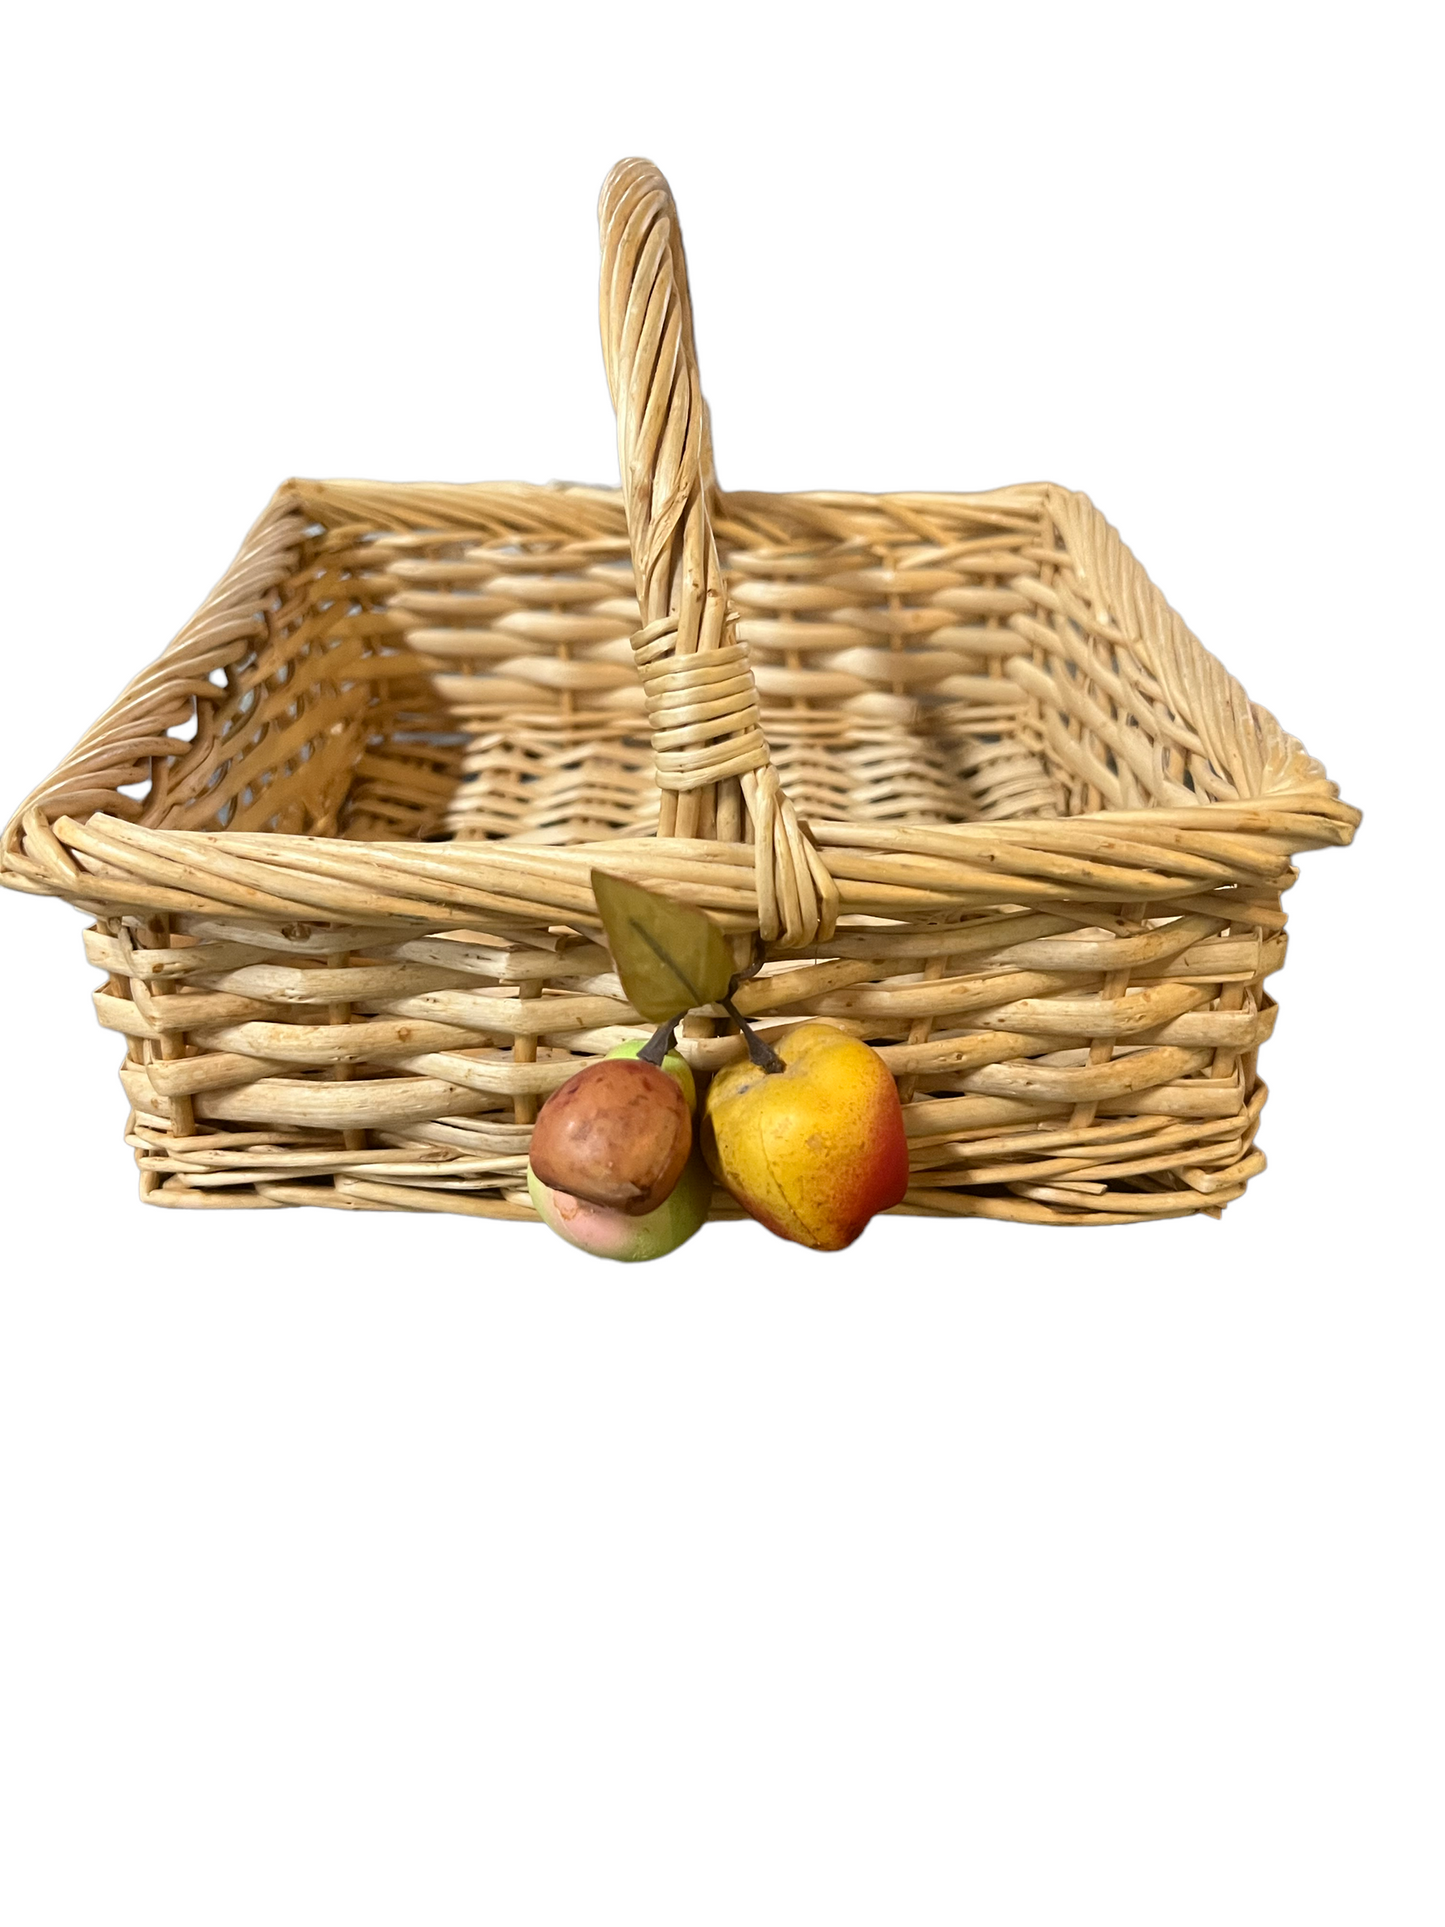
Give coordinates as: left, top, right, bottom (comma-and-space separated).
0, 4, 1438, 1922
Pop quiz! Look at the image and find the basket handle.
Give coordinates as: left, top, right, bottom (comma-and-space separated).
597, 158, 833, 946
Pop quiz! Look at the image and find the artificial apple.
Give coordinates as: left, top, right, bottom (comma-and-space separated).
529, 1054, 691, 1216
703, 1021, 908, 1250
527, 1149, 713, 1262
604, 1035, 697, 1113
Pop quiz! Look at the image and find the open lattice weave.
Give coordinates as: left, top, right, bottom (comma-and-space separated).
0, 160, 1357, 1225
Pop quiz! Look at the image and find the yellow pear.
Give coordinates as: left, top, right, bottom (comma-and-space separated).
703, 1022, 909, 1250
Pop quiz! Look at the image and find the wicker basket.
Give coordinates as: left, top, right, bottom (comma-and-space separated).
0, 159, 1357, 1227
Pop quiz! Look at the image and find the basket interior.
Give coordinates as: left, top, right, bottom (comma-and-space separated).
141, 492, 1224, 848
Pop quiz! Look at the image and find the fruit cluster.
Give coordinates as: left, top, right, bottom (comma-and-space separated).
526, 873, 909, 1262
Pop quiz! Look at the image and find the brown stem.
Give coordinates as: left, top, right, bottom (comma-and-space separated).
637, 1017, 680, 1066
722, 998, 785, 1074
726, 935, 767, 992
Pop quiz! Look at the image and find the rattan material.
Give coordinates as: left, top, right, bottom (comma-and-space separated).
0, 159, 1357, 1225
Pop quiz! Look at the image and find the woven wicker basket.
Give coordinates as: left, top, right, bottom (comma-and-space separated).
0, 160, 1357, 1227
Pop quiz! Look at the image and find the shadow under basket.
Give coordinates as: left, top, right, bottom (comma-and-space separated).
0, 160, 1357, 1227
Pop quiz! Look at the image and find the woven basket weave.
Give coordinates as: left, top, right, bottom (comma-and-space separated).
0, 160, 1357, 1226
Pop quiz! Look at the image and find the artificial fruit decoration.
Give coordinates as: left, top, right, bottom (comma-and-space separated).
604, 1035, 697, 1114
527, 870, 907, 1258
528, 1054, 691, 1217
527, 1149, 713, 1263
525, 874, 724, 1247
704, 1021, 909, 1251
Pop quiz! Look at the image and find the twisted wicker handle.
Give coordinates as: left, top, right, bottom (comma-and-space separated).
598, 159, 833, 945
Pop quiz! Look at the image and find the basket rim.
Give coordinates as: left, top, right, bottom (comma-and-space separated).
0, 473, 1359, 937
4, 790, 1358, 936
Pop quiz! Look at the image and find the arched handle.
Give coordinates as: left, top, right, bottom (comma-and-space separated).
598, 158, 832, 945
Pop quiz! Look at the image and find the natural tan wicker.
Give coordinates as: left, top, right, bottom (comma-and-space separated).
0, 159, 1357, 1227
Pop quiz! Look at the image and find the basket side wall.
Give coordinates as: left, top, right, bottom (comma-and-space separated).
93, 876, 1285, 1225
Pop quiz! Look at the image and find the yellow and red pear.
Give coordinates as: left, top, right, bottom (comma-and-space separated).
703, 1022, 909, 1250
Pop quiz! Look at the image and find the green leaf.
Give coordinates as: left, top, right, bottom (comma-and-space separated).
591, 870, 735, 1023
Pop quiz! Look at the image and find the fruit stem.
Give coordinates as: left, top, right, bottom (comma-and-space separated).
637, 1017, 680, 1067
722, 999, 785, 1074
726, 935, 767, 991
